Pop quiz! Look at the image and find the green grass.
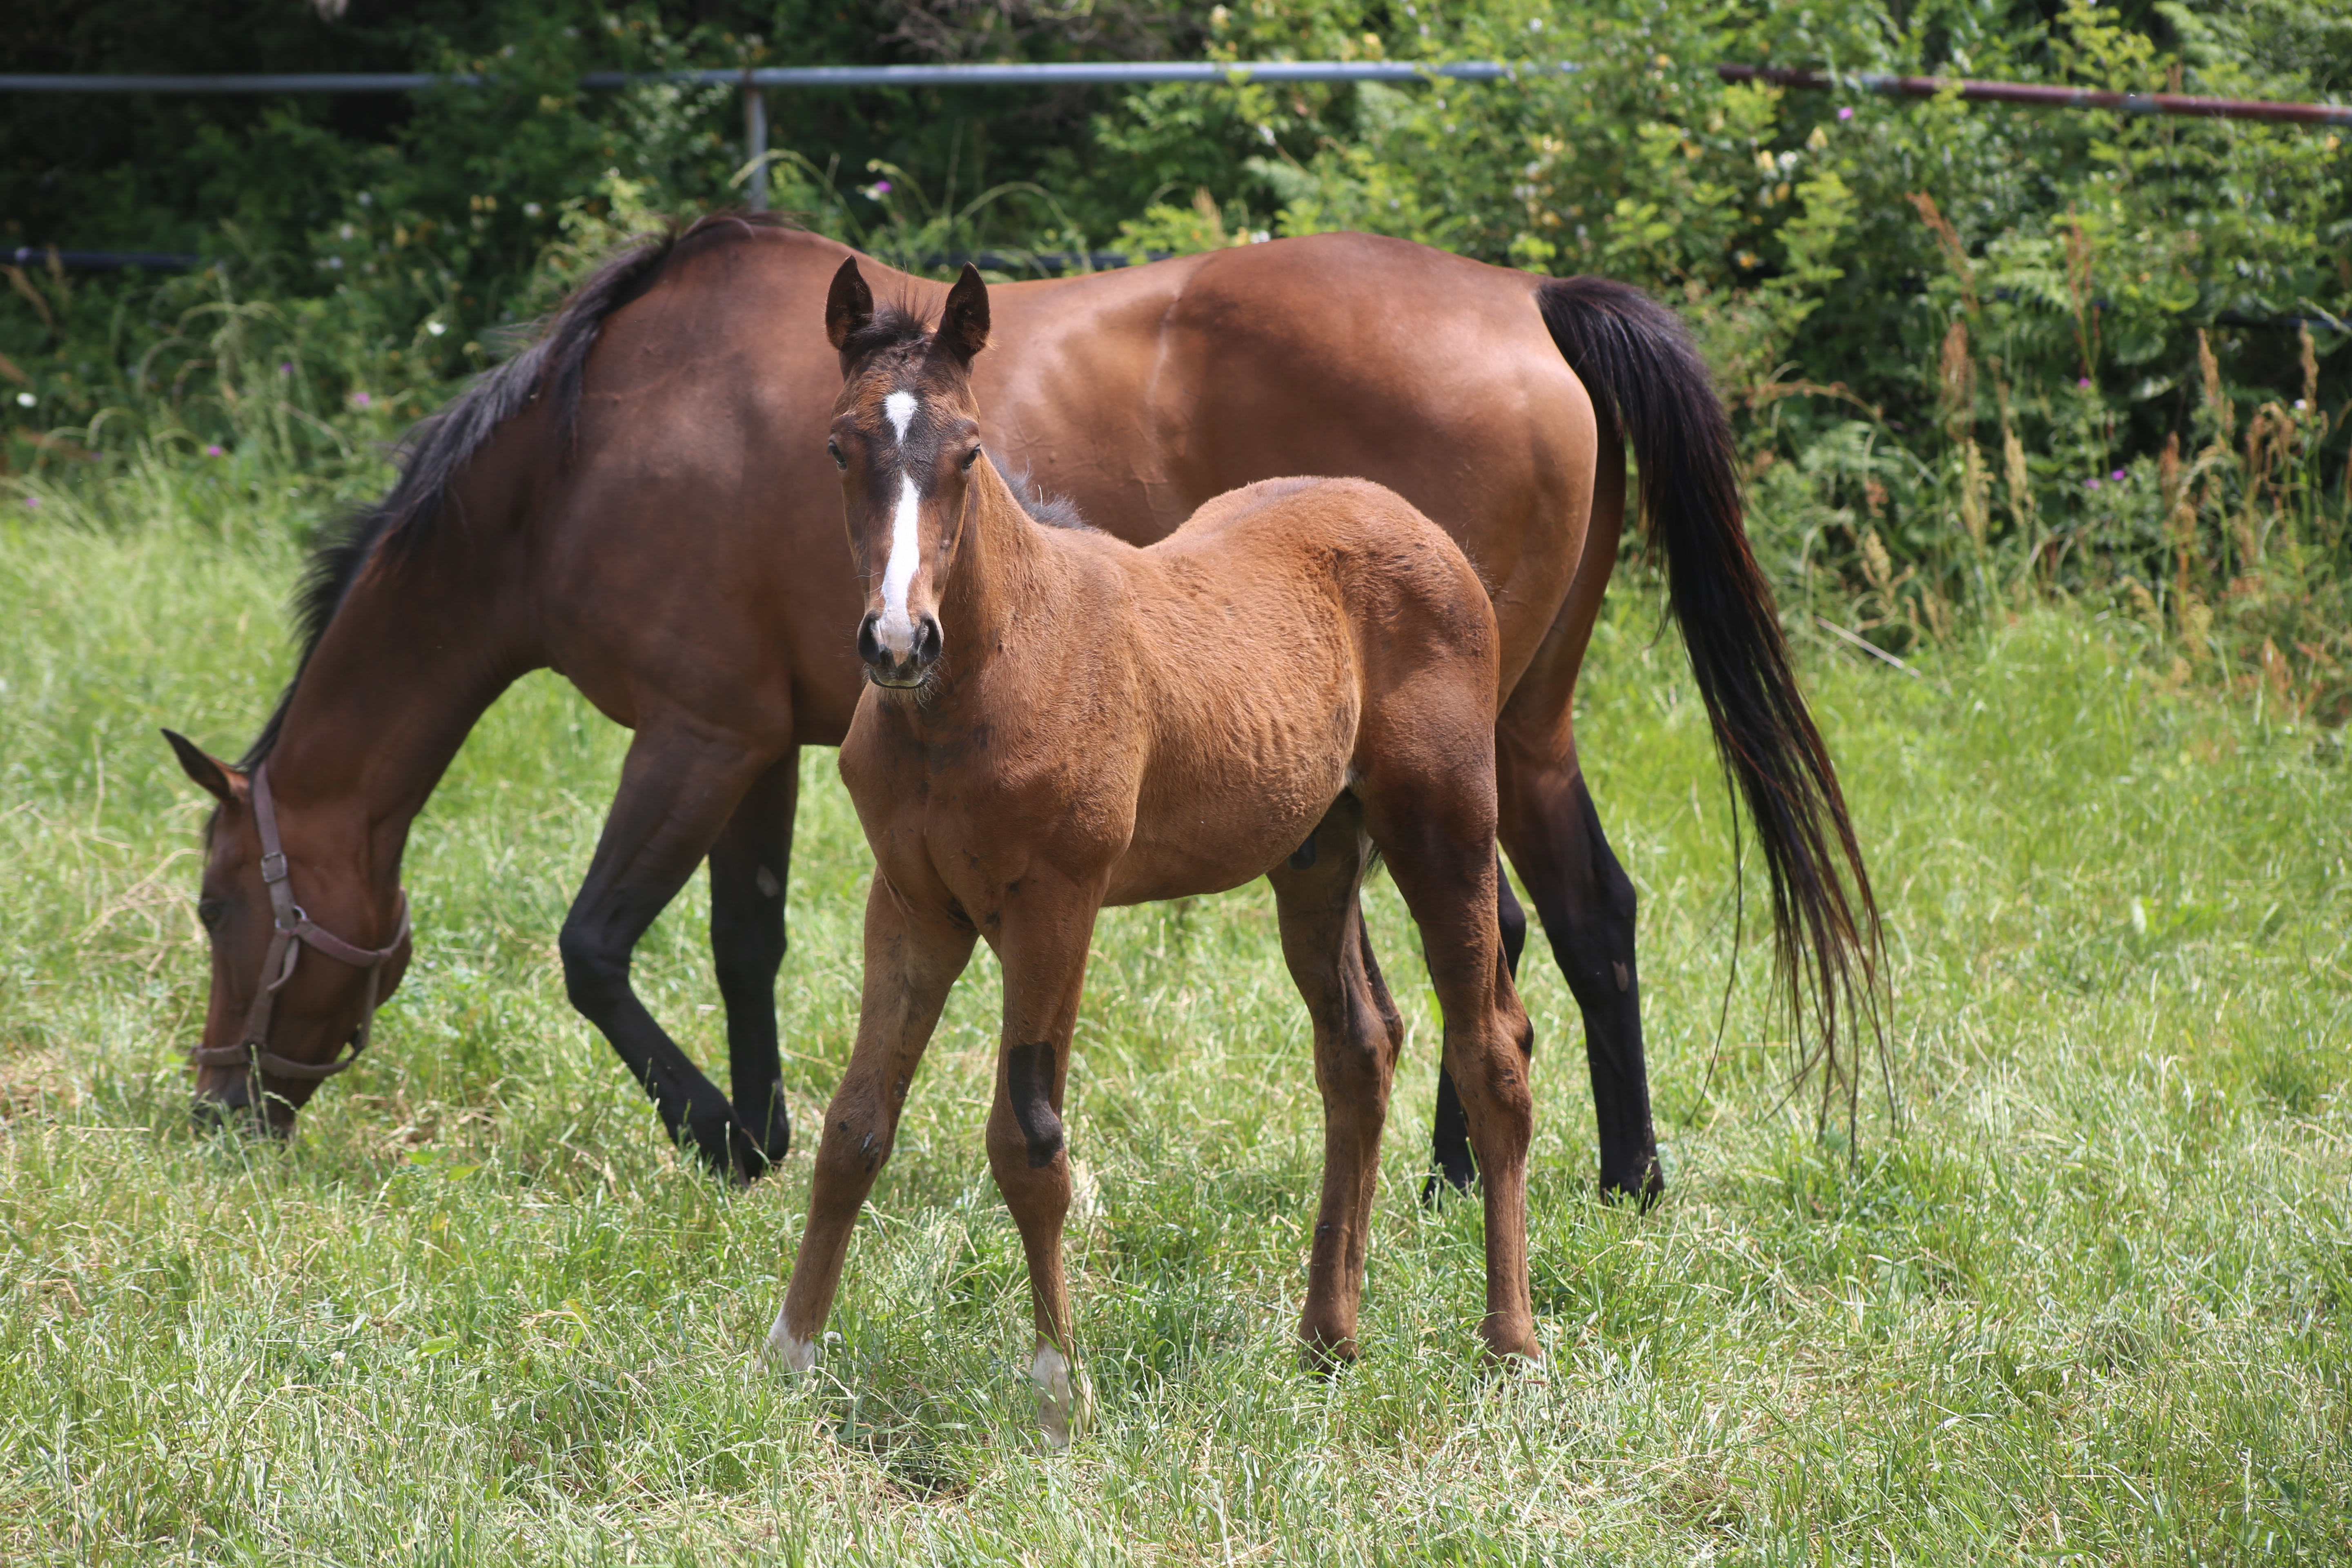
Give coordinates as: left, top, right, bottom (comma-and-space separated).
2, 479, 2349, 1564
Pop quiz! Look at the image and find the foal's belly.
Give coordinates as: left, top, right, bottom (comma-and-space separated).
1100, 740, 1353, 906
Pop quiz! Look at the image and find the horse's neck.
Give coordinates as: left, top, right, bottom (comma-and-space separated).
265, 536, 537, 881
936, 478, 1055, 679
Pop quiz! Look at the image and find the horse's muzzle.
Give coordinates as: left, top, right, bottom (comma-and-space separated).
858, 610, 943, 688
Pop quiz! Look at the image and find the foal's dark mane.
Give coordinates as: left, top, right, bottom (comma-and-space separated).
236, 211, 804, 772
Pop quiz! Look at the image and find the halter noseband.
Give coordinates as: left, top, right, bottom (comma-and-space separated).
189, 760, 410, 1096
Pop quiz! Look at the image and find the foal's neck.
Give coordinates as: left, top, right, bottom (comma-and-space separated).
930, 464, 1056, 693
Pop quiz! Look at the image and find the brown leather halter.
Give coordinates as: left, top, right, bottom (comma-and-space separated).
189, 760, 410, 1097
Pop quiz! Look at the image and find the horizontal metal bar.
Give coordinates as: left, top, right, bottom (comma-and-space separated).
1719, 64, 2352, 127
0, 60, 1564, 94
0, 73, 476, 92
6, 246, 205, 270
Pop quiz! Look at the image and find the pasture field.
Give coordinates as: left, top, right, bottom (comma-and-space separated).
2, 494, 2348, 1565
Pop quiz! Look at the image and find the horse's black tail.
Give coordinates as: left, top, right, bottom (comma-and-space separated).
1536, 275, 1887, 1134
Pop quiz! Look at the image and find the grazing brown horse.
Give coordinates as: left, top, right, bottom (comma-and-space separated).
766, 263, 1533, 1433
163, 217, 1876, 1200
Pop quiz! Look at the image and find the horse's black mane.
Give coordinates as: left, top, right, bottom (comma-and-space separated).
991, 452, 1092, 532
238, 211, 803, 770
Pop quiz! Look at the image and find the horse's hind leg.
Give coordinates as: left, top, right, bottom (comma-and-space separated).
1359, 737, 1539, 1363
1425, 852, 1525, 1201
1497, 731, 1661, 1205
1269, 795, 1402, 1368
708, 746, 798, 1164
559, 724, 775, 1181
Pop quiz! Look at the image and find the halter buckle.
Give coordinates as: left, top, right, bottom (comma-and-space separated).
260, 851, 289, 884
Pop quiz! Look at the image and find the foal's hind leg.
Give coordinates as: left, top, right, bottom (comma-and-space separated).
1360, 747, 1539, 1363
1269, 797, 1403, 1367
708, 747, 799, 1164
1425, 852, 1526, 1201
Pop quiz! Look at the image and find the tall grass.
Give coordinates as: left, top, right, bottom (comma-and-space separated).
1, 469, 2346, 1561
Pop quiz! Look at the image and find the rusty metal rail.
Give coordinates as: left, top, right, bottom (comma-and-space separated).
1717, 65, 2352, 128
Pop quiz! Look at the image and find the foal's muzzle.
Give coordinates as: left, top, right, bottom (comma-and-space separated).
858, 610, 943, 688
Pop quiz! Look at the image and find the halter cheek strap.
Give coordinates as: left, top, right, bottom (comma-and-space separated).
189, 760, 411, 1091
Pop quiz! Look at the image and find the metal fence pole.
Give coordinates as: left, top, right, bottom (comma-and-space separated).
742, 77, 767, 212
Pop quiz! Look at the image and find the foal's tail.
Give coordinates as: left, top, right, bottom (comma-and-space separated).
1536, 276, 1887, 1132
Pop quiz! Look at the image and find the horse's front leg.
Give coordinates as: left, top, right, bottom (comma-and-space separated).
559, 724, 778, 1181
768, 873, 974, 1371
986, 880, 1103, 1446
708, 747, 799, 1165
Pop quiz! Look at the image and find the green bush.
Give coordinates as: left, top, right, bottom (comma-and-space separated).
4, 0, 2348, 713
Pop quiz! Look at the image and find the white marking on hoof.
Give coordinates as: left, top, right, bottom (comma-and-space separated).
764, 1308, 816, 1374
1030, 1342, 1074, 1448
884, 389, 918, 444
877, 471, 922, 653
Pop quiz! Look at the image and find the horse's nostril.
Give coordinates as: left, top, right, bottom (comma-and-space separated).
915, 615, 943, 664
856, 612, 884, 666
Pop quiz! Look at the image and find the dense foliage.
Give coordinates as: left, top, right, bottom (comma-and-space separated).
4, 0, 2349, 712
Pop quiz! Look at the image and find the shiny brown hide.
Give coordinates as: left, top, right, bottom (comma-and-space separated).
167, 221, 1875, 1200
770, 271, 1535, 1398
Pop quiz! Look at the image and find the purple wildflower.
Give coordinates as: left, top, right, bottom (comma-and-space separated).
2077, 377, 2092, 390
1837, 106, 1853, 121
350, 391, 372, 408
279, 363, 294, 376
2085, 477, 2102, 490
206, 444, 225, 457
22, 495, 38, 509
2110, 468, 2125, 482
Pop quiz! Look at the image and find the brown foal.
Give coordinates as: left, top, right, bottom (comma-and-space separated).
766, 263, 1537, 1433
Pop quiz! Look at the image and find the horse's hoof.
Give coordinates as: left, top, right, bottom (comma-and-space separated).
1419, 1164, 1477, 1207
1031, 1342, 1082, 1449
1599, 1161, 1664, 1211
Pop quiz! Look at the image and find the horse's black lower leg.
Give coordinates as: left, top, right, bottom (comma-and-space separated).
708, 748, 798, 1168
561, 731, 771, 1182
1530, 775, 1659, 1205
1423, 851, 1525, 1203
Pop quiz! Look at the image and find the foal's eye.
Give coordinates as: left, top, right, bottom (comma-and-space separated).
197, 900, 226, 932
827, 440, 846, 470
961, 446, 980, 471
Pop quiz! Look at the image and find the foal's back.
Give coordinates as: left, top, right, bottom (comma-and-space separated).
1080, 476, 1497, 905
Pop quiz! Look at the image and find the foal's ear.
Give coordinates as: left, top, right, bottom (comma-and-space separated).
935, 263, 990, 367
825, 256, 875, 354
162, 729, 244, 805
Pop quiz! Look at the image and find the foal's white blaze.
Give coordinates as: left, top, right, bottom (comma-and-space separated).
764, 1307, 816, 1374
876, 471, 924, 655
1031, 1341, 1074, 1448
883, 388, 918, 444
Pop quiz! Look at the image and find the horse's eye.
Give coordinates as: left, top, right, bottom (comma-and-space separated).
197, 899, 226, 932
961, 446, 980, 471
828, 440, 846, 470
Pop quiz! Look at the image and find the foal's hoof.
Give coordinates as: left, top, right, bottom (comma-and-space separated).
762, 1310, 817, 1375
1030, 1343, 1084, 1449
1298, 1334, 1360, 1377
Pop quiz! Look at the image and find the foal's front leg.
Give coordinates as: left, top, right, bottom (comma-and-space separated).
987, 883, 1103, 1446
768, 874, 974, 1371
